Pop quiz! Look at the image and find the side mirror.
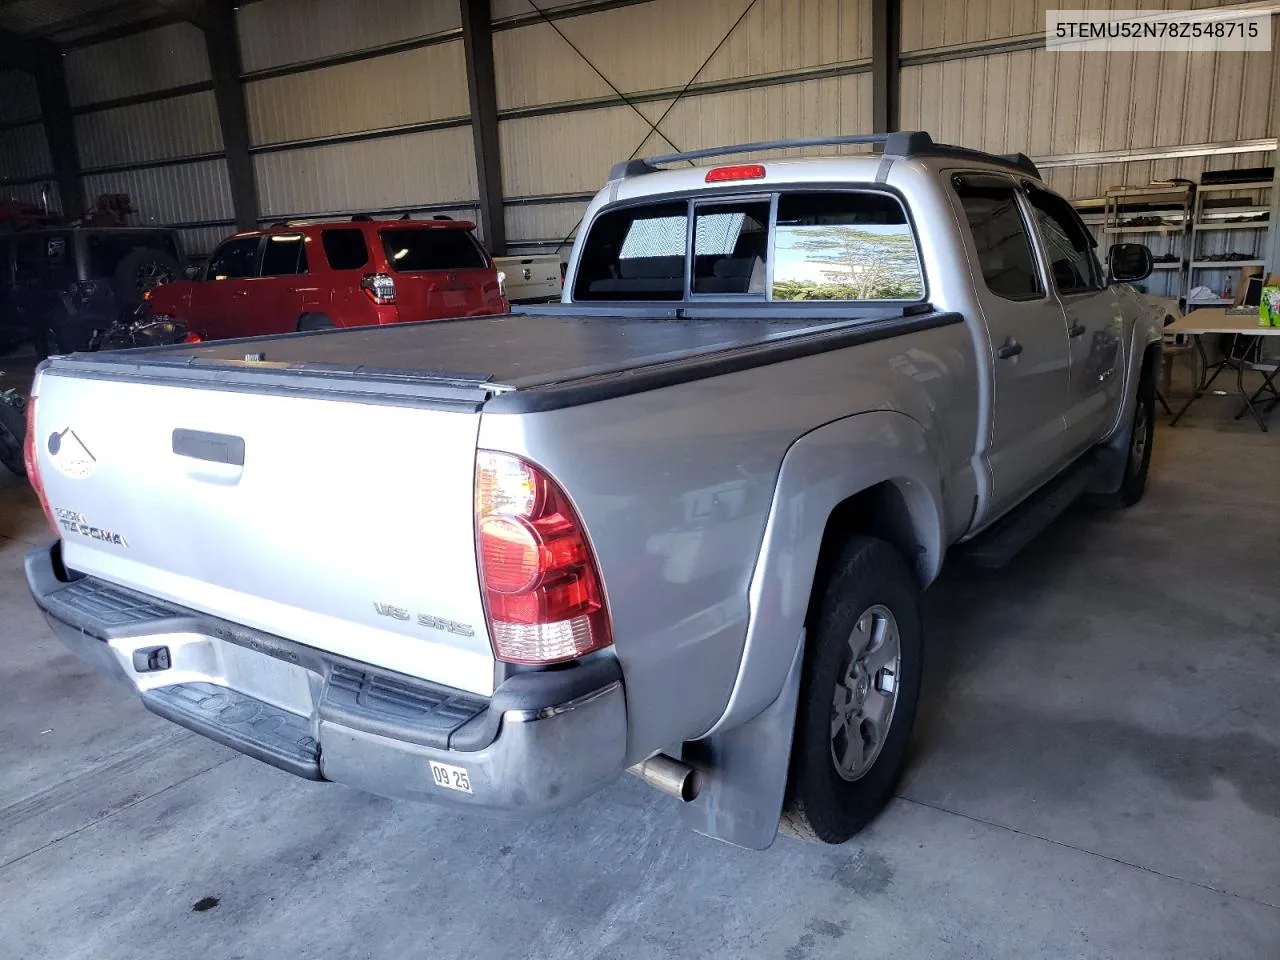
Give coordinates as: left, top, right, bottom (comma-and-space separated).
1108, 243, 1153, 283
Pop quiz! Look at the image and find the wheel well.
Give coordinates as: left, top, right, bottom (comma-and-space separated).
811, 481, 926, 600
296, 312, 333, 332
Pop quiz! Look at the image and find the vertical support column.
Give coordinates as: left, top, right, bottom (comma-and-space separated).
460, 0, 507, 255
871, 0, 900, 134
203, 1, 260, 231
31, 46, 84, 221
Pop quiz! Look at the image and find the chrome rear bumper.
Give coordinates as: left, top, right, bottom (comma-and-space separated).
27, 543, 627, 815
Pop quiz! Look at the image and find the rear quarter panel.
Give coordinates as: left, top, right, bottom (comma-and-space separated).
478, 319, 978, 761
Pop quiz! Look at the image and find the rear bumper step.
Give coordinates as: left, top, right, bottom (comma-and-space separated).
142, 682, 322, 780
27, 543, 627, 814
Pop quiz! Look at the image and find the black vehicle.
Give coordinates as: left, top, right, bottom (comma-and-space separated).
0, 227, 184, 357
0, 386, 24, 478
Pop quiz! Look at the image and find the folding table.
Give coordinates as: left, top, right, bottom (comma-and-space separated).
1165, 310, 1280, 432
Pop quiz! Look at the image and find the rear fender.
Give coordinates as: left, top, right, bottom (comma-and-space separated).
701, 409, 945, 740
681, 410, 945, 849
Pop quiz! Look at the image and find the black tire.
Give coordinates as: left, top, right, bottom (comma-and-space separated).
1098, 361, 1155, 509
296, 313, 334, 332
781, 536, 923, 843
0, 396, 26, 478
114, 247, 182, 307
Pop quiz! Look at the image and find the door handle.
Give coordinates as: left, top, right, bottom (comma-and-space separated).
997, 337, 1023, 360
1068, 321, 1087, 338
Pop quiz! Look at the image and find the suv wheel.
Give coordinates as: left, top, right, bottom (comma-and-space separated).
115, 247, 182, 306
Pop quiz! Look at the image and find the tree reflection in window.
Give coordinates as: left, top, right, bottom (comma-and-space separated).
770, 192, 924, 301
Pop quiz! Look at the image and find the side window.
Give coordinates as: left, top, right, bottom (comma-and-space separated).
321, 228, 369, 270
772, 192, 924, 301
953, 179, 1044, 301
260, 235, 307, 277
207, 237, 260, 280
692, 201, 770, 295
1026, 187, 1102, 295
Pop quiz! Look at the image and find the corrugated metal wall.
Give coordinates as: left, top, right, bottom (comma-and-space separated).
237, 0, 461, 74
63, 22, 211, 106
238, 0, 477, 234
64, 22, 233, 254
495, 0, 873, 252
2, 0, 1276, 267
0, 68, 52, 200
900, 1, 1280, 201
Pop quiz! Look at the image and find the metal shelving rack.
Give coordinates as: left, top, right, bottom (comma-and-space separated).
1093, 182, 1195, 304
1186, 177, 1272, 308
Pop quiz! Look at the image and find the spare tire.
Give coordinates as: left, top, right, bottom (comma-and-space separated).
114, 247, 182, 307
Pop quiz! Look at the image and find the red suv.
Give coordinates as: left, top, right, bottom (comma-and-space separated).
147, 218, 507, 339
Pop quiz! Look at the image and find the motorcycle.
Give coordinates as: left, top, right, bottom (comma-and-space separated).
89, 305, 200, 352
0, 385, 25, 478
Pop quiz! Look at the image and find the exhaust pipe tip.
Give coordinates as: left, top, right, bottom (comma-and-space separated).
627, 754, 701, 802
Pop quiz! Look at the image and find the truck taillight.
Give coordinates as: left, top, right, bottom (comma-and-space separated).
360, 272, 396, 305
22, 396, 57, 536
475, 451, 611, 665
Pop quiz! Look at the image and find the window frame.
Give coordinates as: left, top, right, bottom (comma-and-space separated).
951, 172, 1049, 304
259, 233, 309, 278
206, 235, 263, 281
574, 184, 929, 305
1022, 182, 1105, 298
686, 193, 773, 300
320, 227, 371, 271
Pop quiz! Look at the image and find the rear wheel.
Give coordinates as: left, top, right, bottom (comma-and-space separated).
781, 536, 922, 843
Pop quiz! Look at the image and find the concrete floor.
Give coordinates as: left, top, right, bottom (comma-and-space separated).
1, 368, 1278, 958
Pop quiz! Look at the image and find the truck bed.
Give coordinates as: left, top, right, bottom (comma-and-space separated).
49, 306, 960, 412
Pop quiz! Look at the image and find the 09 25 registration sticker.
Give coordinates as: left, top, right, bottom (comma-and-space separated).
429, 760, 473, 795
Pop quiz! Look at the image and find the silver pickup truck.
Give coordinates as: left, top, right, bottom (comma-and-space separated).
23, 132, 1164, 850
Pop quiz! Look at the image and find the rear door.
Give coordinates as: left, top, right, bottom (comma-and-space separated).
192, 235, 261, 339
249, 233, 310, 332
1024, 185, 1125, 453
379, 227, 500, 320
951, 175, 1073, 513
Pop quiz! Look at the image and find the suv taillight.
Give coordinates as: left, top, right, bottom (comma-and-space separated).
22, 395, 58, 535
360, 272, 396, 305
475, 451, 612, 665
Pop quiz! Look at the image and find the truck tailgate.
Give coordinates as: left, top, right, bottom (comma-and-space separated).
33, 371, 496, 696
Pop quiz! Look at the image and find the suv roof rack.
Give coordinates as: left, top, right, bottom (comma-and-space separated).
608, 131, 1040, 182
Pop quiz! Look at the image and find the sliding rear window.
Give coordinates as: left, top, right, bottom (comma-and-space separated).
573, 202, 687, 301
573, 190, 924, 302
381, 229, 488, 272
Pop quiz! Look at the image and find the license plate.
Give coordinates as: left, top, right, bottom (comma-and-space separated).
429, 760, 473, 795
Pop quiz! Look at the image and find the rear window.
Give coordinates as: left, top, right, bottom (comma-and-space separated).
87, 232, 180, 277
380, 228, 487, 272
572, 202, 687, 301
772, 193, 923, 301
574, 191, 925, 302
321, 228, 370, 270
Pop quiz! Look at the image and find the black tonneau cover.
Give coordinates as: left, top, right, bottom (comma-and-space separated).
46, 306, 960, 413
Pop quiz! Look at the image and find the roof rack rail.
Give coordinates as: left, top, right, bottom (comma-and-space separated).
608, 130, 1040, 182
